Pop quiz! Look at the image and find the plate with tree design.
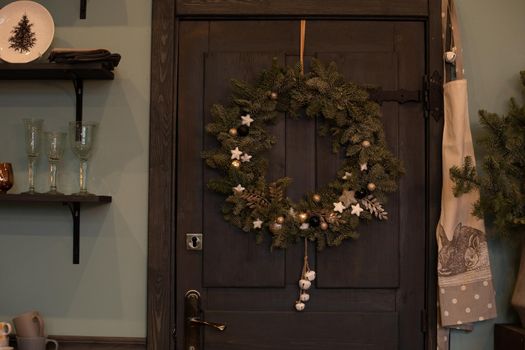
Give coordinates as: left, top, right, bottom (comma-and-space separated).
0, 1, 54, 63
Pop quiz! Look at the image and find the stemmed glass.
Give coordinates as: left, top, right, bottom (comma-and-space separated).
69, 121, 98, 195
22, 118, 43, 194
44, 131, 66, 194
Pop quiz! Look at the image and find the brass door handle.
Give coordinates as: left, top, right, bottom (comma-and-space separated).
185, 290, 226, 350
189, 317, 226, 331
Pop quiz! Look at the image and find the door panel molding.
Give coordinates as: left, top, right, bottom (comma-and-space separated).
148, 1, 444, 349
176, 0, 428, 17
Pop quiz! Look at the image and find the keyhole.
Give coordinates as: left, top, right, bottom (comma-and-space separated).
191, 236, 199, 248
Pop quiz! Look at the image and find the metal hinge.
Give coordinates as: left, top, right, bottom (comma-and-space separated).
421, 309, 428, 333
423, 71, 443, 122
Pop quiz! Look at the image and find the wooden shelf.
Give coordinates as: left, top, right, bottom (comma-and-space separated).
0, 62, 114, 80
0, 193, 112, 264
0, 193, 111, 203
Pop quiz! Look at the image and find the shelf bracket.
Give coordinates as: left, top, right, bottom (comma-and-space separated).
80, 0, 87, 19
64, 202, 81, 264
72, 76, 84, 123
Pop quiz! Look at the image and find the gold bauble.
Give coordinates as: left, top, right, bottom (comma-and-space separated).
276, 216, 285, 224
361, 140, 371, 148
269, 223, 283, 234
320, 222, 329, 231
270, 91, 278, 100
229, 128, 238, 136
367, 183, 376, 191
298, 212, 308, 223
231, 160, 241, 168
312, 194, 321, 203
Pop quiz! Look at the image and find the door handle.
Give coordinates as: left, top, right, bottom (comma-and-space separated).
185, 290, 226, 350
189, 317, 226, 331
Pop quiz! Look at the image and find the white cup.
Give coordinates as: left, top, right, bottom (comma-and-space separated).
0, 322, 12, 346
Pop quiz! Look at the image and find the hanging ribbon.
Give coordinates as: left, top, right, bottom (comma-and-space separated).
300, 19, 306, 75
294, 20, 317, 311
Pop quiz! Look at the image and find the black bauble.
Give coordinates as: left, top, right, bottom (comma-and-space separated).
309, 215, 321, 227
237, 125, 250, 137
355, 190, 367, 199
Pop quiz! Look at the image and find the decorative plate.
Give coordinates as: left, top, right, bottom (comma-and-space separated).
0, 1, 54, 63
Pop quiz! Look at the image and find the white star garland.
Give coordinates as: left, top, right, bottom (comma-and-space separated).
241, 114, 254, 127
233, 184, 245, 193
342, 172, 352, 180
360, 163, 368, 172
231, 147, 243, 160
253, 218, 263, 229
240, 153, 252, 162
333, 201, 346, 213
350, 203, 364, 216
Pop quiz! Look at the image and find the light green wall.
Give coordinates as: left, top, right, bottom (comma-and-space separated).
0, 0, 522, 345
451, 0, 525, 349
0, 0, 151, 337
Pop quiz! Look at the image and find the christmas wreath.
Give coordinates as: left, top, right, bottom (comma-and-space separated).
203, 59, 403, 250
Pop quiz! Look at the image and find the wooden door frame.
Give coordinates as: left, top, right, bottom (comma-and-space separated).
147, 1, 444, 349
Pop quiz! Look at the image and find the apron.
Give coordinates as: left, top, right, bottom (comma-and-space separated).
436, 0, 497, 348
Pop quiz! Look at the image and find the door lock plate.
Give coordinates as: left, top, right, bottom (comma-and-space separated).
186, 233, 203, 250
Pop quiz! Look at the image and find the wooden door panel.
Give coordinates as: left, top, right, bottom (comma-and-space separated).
203, 52, 286, 287
204, 311, 398, 350
205, 288, 396, 312
177, 20, 426, 350
315, 52, 400, 288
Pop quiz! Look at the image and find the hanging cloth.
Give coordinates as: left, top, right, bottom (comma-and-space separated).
436, 0, 497, 348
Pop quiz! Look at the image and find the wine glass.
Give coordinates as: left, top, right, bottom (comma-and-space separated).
44, 131, 66, 194
22, 118, 43, 194
69, 121, 98, 195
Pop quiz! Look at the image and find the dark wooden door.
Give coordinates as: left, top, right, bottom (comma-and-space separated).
177, 20, 426, 350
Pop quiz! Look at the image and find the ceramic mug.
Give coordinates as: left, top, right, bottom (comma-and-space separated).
16, 337, 58, 350
0, 162, 14, 194
12, 311, 44, 337
0, 321, 12, 346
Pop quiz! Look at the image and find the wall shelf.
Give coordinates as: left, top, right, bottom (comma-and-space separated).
0, 194, 112, 264
0, 63, 114, 122
0, 62, 115, 264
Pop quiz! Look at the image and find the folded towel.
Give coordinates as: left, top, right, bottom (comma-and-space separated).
48, 49, 121, 69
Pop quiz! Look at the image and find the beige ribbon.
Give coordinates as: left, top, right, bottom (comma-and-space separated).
300, 19, 306, 75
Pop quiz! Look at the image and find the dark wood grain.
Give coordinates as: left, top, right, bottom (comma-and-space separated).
176, 0, 427, 17
394, 21, 426, 350
147, 0, 176, 349
315, 51, 400, 289
0, 63, 114, 80
495, 324, 525, 350
150, 3, 443, 350
0, 193, 111, 203
202, 52, 286, 288
204, 311, 398, 350
207, 288, 396, 312
425, 0, 445, 347
176, 20, 209, 350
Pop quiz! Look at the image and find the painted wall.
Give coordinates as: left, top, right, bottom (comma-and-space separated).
0, 0, 522, 345
451, 0, 525, 349
0, 0, 151, 337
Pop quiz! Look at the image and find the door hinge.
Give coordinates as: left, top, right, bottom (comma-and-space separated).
420, 309, 429, 333
423, 71, 443, 122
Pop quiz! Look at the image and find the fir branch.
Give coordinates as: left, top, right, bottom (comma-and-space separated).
360, 196, 388, 220
450, 156, 480, 196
